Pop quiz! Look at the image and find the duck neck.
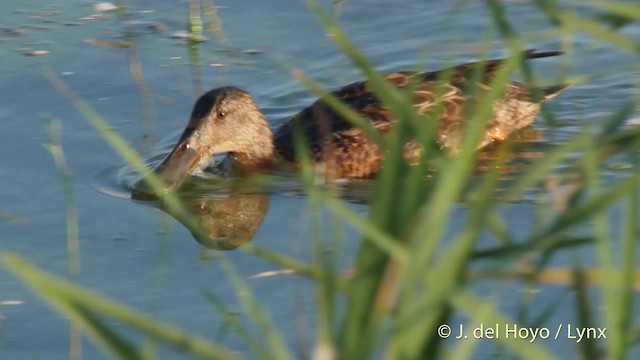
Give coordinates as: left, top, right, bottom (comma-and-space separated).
229, 134, 276, 174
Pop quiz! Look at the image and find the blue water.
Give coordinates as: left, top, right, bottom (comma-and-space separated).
1, 0, 639, 359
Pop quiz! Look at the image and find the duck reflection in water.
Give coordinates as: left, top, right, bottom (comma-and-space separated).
134, 180, 271, 250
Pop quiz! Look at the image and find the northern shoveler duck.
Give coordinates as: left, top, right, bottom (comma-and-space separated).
149, 49, 568, 191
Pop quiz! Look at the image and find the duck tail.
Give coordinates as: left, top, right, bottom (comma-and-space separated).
524, 49, 564, 60
541, 83, 571, 100
522, 49, 569, 100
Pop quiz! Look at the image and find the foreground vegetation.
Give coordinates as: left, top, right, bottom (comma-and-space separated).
3, 0, 640, 359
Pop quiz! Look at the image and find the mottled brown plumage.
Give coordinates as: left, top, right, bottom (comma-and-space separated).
150, 49, 568, 190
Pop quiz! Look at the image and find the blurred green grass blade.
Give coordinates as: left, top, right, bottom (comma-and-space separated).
506, 116, 640, 204
300, 155, 408, 356
47, 70, 225, 251
619, 181, 638, 352
533, 0, 640, 53
473, 235, 595, 259
45, 71, 160, 193
451, 290, 556, 359
503, 132, 591, 201
21, 1, 640, 359
592, 126, 640, 163
581, 140, 621, 360
584, 0, 640, 21
447, 319, 480, 360
393, 77, 451, 225
529, 291, 570, 331
310, 203, 339, 359
304, 0, 416, 113
44, 117, 84, 359
473, 236, 593, 260
290, 122, 407, 261
598, 99, 637, 137
291, 69, 385, 147
572, 263, 598, 360
43, 118, 81, 277
1, 253, 239, 360
188, 0, 205, 42
201, 290, 268, 357
587, 0, 640, 29
487, 0, 558, 122
288, 125, 344, 357
486, 0, 520, 45
202, 0, 230, 46
603, 173, 640, 358
217, 257, 295, 360
596, 13, 636, 30
533, 170, 640, 242
311, 191, 408, 261
486, 211, 512, 245
74, 305, 148, 360
45, 70, 201, 230
409, 49, 520, 268
302, 1, 422, 354
390, 167, 500, 358
470, 266, 640, 289
448, 291, 494, 360
306, 0, 425, 207
514, 252, 553, 327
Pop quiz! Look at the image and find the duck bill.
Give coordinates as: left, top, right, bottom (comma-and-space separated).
153, 140, 204, 191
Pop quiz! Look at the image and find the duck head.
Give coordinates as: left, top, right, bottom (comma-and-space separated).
150, 86, 274, 192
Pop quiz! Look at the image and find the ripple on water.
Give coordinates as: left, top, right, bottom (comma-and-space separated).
91, 161, 142, 201
90, 152, 307, 202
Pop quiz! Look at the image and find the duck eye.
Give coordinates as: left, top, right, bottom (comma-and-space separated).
217, 110, 226, 119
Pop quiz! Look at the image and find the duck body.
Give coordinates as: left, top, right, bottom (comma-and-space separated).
149, 49, 568, 191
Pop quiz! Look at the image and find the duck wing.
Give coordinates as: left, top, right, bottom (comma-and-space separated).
420, 49, 563, 86
273, 49, 565, 162
273, 73, 406, 162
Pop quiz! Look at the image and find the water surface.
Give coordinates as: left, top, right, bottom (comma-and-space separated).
1, 0, 639, 358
